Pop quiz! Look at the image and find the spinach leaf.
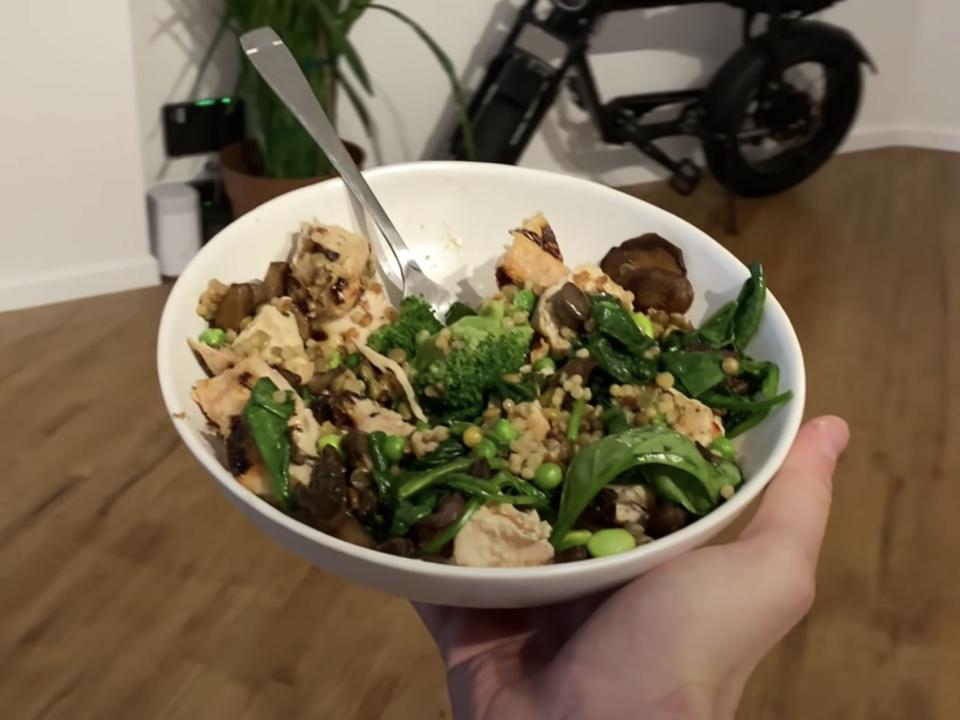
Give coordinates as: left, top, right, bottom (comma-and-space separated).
660, 350, 727, 398
445, 301, 476, 325
650, 467, 714, 515
601, 405, 630, 434
732, 262, 766, 351
243, 378, 296, 510
589, 294, 654, 356
586, 335, 656, 385
408, 437, 468, 470
551, 426, 736, 542
696, 300, 738, 348
368, 431, 394, 499
700, 387, 793, 412
720, 362, 791, 438
390, 490, 441, 536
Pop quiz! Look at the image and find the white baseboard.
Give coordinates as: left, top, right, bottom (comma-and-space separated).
0, 255, 160, 312
842, 125, 960, 154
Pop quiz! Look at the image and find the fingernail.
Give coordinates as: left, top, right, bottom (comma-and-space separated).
816, 416, 850, 460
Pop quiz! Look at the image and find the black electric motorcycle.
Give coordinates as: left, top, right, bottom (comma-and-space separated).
450, 0, 874, 198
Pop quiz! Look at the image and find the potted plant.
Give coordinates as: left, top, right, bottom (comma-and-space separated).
200, 1, 474, 217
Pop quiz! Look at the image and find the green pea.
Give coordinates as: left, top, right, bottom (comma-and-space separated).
632, 311, 655, 338
513, 288, 536, 313
710, 436, 736, 462
532, 356, 556, 373
317, 434, 342, 453
533, 462, 563, 490
383, 434, 406, 462
344, 352, 362, 369
473, 438, 497, 461
491, 419, 520, 444
198, 328, 228, 347
556, 530, 592, 553
586, 528, 636, 558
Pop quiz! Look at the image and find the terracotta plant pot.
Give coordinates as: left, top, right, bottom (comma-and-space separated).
219, 139, 366, 219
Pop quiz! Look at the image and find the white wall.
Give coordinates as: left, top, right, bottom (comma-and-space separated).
902, 0, 960, 150
133, 0, 960, 190
0, 3, 159, 312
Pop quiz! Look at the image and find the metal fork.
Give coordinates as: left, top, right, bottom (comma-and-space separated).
239, 27, 457, 319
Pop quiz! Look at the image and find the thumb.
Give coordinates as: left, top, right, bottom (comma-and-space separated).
739, 415, 850, 569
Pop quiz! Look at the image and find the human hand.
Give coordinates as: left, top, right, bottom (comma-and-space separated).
415, 416, 850, 720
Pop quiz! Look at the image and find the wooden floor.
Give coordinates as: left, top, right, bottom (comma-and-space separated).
1, 147, 957, 719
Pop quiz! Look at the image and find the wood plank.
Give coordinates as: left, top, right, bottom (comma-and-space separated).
0, 147, 956, 719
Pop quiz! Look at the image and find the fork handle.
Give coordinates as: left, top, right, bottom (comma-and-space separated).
239, 27, 412, 291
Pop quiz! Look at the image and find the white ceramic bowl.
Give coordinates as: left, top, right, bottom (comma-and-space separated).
157, 161, 805, 608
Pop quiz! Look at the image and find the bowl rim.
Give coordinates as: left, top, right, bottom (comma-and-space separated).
157, 160, 806, 582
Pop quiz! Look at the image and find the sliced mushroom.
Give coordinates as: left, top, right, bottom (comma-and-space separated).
213, 283, 257, 331
262, 261, 289, 300
549, 282, 590, 330
291, 446, 347, 532
600, 234, 695, 314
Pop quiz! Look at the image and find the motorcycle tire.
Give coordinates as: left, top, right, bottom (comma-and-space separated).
702, 21, 864, 198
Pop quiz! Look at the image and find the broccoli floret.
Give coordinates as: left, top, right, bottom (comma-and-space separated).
367, 296, 442, 357
413, 300, 534, 415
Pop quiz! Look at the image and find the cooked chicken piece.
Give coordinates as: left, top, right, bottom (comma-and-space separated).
453, 504, 555, 568
355, 341, 427, 422
314, 279, 394, 357
233, 304, 314, 383
496, 215, 569, 293
346, 397, 415, 436
610, 484, 653, 525
192, 357, 320, 458
288, 462, 312, 488
569, 263, 635, 311
188, 337, 237, 376
289, 223, 372, 320
656, 387, 725, 446
191, 363, 254, 435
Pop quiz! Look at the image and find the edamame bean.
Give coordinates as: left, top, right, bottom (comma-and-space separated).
491, 419, 520, 443
587, 528, 636, 558
473, 438, 497, 461
710, 436, 736, 462
383, 434, 406, 462
198, 328, 228, 347
556, 529, 592, 553
317, 434, 342, 453
533, 462, 563, 490
532, 356, 556, 373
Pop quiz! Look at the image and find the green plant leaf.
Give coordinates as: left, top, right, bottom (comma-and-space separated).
313, 0, 373, 94
337, 67, 373, 135
369, 4, 476, 160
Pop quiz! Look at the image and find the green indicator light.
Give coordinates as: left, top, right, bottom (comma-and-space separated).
195, 98, 216, 107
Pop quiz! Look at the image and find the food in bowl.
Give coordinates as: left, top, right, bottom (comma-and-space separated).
186, 213, 791, 568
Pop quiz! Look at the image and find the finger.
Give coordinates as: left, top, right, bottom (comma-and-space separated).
739, 415, 849, 569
